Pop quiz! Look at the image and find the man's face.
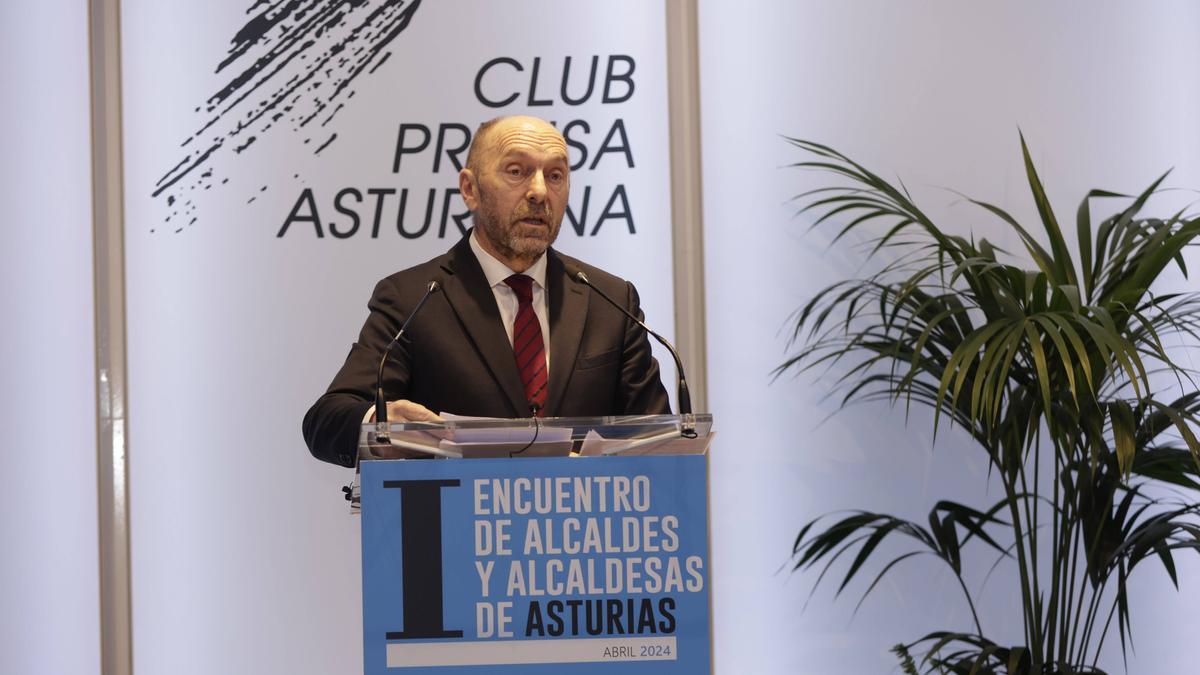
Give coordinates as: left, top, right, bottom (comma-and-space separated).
460, 117, 570, 269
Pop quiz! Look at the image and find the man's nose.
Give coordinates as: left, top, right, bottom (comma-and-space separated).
526, 171, 547, 202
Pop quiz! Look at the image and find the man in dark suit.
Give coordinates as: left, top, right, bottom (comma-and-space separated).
303, 115, 670, 467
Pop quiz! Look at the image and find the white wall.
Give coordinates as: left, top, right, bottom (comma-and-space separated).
700, 1, 1200, 672
0, 2, 102, 674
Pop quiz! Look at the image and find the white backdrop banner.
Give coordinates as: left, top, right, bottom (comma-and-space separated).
120, 1, 675, 673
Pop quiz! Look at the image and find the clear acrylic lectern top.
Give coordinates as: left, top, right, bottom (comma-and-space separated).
357, 413, 714, 461
346, 414, 712, 511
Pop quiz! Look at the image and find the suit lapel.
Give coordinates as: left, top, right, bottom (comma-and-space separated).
545, 250, 587, 417
439, 235, 527, 416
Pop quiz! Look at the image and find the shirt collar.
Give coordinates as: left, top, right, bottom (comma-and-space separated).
469, 229, 548, 291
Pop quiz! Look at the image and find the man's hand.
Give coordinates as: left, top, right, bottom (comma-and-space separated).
373, 400, 443, 459
383, 399, 443, 424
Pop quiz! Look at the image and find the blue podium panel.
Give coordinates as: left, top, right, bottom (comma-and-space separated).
361, 456, 711, 674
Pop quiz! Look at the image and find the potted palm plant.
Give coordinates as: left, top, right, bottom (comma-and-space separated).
782, 136, 1200, 674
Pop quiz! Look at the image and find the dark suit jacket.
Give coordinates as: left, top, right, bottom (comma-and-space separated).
302, 233, 672, 466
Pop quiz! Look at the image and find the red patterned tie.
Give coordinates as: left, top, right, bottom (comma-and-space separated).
504, 274, 548, 416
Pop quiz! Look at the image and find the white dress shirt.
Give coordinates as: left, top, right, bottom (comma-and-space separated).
467, 229, 551, 375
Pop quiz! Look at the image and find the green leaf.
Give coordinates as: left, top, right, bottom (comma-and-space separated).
856, 551, 926, 615
1109, 400, 1137, 478
1006, 646, 1028, 673
935, 321, 1010, 432
1029, 315, 1077, 399
1020, 131, 1077, 287
968, 197, 1058, 281
891, 644, 920, 675
1041, 313, 1095, 394
1146, 400, 1200, 470
1077, 189, 1128, 300
1132, 446, 1200, 490
837, 522, 899, 594
1024, 321, 1054, 417
970, 323, 1021, 425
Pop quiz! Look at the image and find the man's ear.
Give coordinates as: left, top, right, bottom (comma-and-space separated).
459, 169, 479, 211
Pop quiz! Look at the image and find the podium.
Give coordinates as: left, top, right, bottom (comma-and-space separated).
356, 414, 714, 674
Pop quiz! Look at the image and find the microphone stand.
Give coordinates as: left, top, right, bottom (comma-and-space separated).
567, 268, 696, 438
374, 280, 441, 444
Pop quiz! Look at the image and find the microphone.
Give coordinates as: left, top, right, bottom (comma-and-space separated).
374, 280, 441, 443
564, 264, 696, 438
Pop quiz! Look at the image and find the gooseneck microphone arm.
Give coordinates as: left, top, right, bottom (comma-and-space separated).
565, 266, 696, 438
374, 280, 441, 443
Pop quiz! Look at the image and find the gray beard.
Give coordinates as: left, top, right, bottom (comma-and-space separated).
475, 216, 555, 264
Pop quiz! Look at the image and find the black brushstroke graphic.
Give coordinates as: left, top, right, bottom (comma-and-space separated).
150, 0, 424, 232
